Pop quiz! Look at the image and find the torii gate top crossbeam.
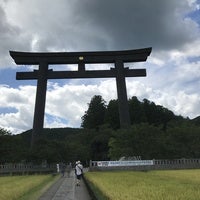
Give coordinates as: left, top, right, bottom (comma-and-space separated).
10, 47, 152, 65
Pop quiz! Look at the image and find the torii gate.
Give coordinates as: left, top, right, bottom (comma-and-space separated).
10, 47, 152, 147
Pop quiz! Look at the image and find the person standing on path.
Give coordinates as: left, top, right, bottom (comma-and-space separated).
75, 161, 83, 186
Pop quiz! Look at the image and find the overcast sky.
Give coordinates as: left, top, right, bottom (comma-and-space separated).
0, 0, 200, 134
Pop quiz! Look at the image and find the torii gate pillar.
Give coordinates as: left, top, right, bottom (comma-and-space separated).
115, 59, 131, 127
32, 62, 48, 146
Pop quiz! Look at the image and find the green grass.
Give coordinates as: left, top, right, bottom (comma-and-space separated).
85, 169, 200, 200
0, 174, 59, 200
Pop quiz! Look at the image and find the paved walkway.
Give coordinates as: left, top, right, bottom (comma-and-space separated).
39, 171, 92, 200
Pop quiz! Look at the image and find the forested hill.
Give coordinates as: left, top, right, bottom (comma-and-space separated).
0, 95, 199, 164
81, 95, 188, 130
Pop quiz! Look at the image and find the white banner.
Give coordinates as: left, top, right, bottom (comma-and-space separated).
97, 160, 154, 167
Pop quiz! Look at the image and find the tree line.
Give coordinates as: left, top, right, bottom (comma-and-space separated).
0, 95, 199, 164
81, 95, 185, 130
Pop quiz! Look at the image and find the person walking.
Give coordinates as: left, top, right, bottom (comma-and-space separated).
66, 162, 72, 177
75, 161, 83, 186
60, 162, 66, 177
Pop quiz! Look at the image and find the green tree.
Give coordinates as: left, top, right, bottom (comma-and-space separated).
90, 127, 112, 160
0, 134, 28, 163
164, 122, 200, 158
81, 95, 106, 129
142, 99, 178, 129
129, 96, 147, 124
109, 124, 165, 160
104, 99, 120, 129
0, 127, 12, 136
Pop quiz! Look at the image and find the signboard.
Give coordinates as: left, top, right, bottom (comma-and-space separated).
97, 160, 154, 167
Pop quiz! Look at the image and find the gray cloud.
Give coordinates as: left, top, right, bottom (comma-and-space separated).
0, 5, 31, 66
77, 0, 199, 50
2, 0, 198, 55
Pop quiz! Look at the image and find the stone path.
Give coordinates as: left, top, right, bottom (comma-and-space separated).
39, 171, 92, 200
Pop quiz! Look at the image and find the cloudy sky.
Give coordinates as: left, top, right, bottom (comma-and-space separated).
0, 0, 200, 134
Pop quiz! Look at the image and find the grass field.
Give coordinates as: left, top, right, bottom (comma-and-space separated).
0, 174, 59, 200
85, 169, 200, 200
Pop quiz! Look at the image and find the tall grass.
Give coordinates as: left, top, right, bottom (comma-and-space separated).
85, 169, 200, 200
0, 174, 58, 200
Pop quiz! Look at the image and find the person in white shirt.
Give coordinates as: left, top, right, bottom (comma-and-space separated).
75, 161, 83, 186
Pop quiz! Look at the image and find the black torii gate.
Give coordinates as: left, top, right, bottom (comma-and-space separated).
10, 47, 152, 147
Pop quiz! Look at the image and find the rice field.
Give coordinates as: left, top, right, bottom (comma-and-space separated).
85, 169, 200, 200
0, 174, 58, 200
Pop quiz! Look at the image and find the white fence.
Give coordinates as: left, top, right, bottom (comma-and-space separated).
0, 163, 57, 175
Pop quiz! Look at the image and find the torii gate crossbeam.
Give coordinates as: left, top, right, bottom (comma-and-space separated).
10, 47, 152, 147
